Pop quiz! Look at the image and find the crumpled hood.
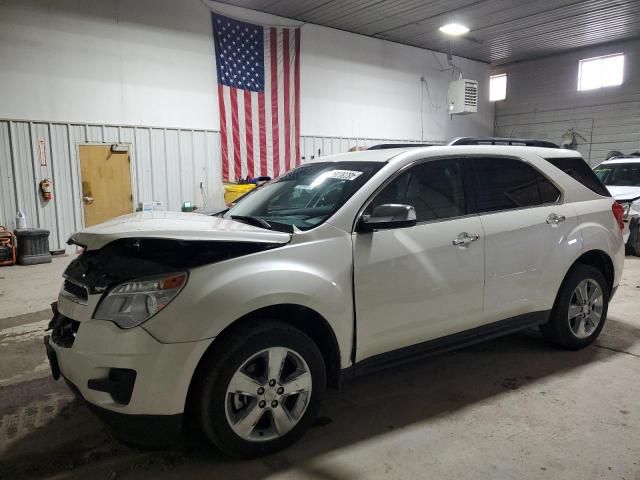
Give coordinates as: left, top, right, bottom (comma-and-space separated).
607, 186, 640, 202
69, 211, 291, 250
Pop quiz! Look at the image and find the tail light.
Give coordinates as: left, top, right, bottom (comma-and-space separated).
612, 202, 625, 230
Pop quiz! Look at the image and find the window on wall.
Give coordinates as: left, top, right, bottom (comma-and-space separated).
578, 53, 624, 91
489, 73, 507, 101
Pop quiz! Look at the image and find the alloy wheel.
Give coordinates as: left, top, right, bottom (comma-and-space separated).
224, 347, 312, 442
568, 279, 604, 339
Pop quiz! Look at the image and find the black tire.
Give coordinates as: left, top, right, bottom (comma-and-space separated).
195, 320, 326, 458
540, 264, 609, 350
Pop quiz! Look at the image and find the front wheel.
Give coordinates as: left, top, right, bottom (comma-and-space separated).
540, 264, 609, 350
196, 321, 326, 458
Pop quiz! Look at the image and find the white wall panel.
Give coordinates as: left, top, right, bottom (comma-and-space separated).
12, 122, 38, 231
204, 131, 223, 209
134, 127, 153, 205
163, 129, 182, 212
0, 123, 17, 229
49, 124, 77, 248
86, 125, 103, 143
149, 129, 168, 208
179, 130, 195, 208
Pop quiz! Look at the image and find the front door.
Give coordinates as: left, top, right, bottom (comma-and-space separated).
79, 145, 133, 227
353, 158, 485, 362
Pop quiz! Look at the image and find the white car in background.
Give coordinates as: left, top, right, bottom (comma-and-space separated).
45, 142, 624, 458
594, 157, 640, 253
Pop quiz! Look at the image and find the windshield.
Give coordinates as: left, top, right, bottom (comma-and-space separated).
224, 161, 383, 231
594, 163, 640, 186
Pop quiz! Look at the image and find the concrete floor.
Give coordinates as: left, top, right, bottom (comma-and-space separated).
1, 255, 639, 479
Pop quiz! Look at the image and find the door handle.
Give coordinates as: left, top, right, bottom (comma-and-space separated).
83, 196, 94, 205
452, 232, 480, 246
546, 213, 566, 225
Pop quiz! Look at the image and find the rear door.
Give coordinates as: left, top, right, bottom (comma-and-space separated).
468, 156, 578, 321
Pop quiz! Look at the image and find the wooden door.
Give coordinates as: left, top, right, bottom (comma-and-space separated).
79, 145, 133, 227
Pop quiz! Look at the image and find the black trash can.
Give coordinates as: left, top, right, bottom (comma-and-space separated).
15, 228, 52, 265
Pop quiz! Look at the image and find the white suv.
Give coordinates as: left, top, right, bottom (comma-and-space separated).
594, 156, 640, 254
45, 144, 625, 458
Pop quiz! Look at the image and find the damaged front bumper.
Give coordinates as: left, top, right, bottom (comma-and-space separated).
44, 301, 213, 445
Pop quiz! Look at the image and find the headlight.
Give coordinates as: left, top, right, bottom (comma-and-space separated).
94, 272, 187, 329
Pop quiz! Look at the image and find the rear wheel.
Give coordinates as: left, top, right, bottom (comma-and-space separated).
540, 264, 609, 350
196, 321, 326, 458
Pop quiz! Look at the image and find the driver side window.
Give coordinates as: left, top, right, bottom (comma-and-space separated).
367, 159, 466, 222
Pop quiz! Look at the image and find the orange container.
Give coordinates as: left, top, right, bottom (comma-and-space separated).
0, 226, 16, 266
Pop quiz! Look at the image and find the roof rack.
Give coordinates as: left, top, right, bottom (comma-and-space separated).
367, 143, 435, 150
448, 137, 559, 148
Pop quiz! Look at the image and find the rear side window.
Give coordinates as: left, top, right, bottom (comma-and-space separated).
545, 157, 610, 197
470, 157, 561, 213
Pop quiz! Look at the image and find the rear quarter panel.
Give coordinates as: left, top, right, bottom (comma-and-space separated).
572, 198, 625, 288
521, 153, 624, 308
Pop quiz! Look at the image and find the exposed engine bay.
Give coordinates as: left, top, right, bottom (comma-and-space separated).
64, 238, 281, 292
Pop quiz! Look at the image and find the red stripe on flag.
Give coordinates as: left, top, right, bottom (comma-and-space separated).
218, 84, 229, 181
258, 92, 267, 178
294, 28, 301, 167
230, 88, 241, 182
244, 90, 254, 179
270, 28, 280, 176
283, 30, 291, 171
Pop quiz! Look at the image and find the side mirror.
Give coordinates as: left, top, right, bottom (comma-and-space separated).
358, 204, 417, 232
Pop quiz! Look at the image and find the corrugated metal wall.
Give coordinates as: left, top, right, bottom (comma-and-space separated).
0, 120, 224, 251
493, 39, 640, 166
0, 118, 425, 250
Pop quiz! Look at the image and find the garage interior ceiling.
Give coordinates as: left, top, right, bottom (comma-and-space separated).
216, 0, 640, 64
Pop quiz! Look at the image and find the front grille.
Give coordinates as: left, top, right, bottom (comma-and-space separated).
63, 279, 88, 302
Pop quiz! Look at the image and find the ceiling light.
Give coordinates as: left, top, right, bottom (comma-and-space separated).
439, 23, 469, 36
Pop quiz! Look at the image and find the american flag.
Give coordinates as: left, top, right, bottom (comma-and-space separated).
213, 14, 301, 181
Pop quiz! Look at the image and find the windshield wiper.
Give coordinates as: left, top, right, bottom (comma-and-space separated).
230, 215, 294, 234
230, 215, 272, 229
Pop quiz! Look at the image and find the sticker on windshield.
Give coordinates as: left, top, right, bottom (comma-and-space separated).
327, 170, 364, 181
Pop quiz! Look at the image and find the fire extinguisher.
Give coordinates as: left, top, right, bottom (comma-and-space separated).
40, 178, 53, 201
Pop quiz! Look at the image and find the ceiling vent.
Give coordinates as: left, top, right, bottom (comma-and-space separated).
448, 79, 478, 114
